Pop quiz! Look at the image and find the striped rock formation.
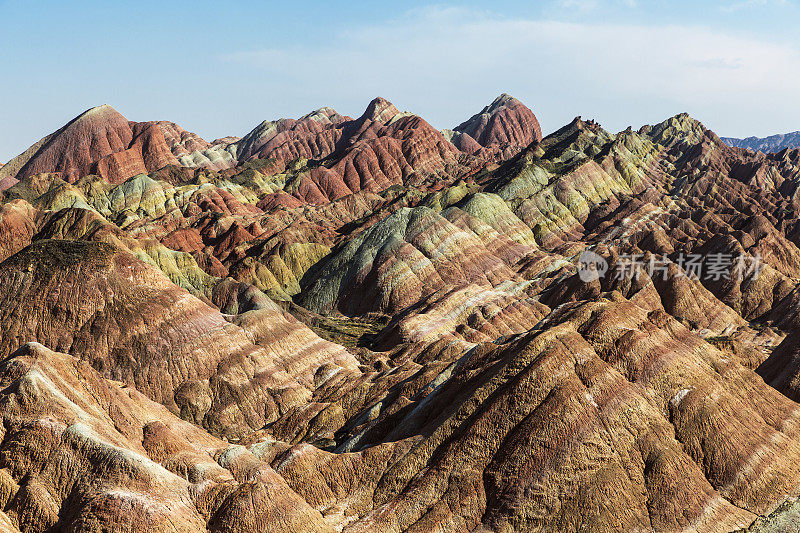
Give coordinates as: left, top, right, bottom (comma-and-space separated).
446, 93, 543, 159
0, 239, 362, 440
0, 342, 335, 532
4, 97, 800, 531
0, 105, 235, 185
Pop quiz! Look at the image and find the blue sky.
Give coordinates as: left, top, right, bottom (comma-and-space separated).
1, 0, 799, 162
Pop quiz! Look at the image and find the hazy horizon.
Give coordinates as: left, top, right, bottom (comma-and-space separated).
2, 0, 800, 162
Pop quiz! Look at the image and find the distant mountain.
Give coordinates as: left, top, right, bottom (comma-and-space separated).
722, 131, 800, 153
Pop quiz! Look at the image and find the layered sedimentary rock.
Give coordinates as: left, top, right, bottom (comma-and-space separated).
450, 93, 543, 156
0, 105, 236, 185
0, 342, 334, 532
230, 107, 351, 162
267, 97, 463, 204
5, 96, 800, 531
0, 239, 361, 440
299, 204, 533, 315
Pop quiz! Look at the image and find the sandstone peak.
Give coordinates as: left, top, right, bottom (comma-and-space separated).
454, 93, 542, 150
78, 103, 124, 119
639, 112, 711, 148
362, 96, 401, 123
485, 92, 521, 112
61, 104, 132, 135
3, 105, 191, 184
300, 106, 344, 124
50, 104, 121, 134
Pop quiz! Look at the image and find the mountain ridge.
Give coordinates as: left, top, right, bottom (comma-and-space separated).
1, 94, 543, 188
3, 95, 800, 531
723, 131, 800, 153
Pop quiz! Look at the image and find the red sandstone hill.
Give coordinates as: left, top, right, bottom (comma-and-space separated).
0, 95, 545, 198
448, 93, 543, 157
0, 105, 235, 185
225, 97, 465, 204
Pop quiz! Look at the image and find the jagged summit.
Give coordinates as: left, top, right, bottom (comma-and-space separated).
362, 96, 401, 123
231, 105, 351, 162
236, 98, 411, 163
641, 112, 706, 134
355, 96, 418, 127
299, 106, 346, 124
639, 112, 715, 149
484, 92, 521, 113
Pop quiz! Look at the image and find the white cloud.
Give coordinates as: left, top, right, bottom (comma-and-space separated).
219, 6, 800, 137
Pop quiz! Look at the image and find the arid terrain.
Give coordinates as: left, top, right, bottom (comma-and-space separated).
1, 94, 800, 532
